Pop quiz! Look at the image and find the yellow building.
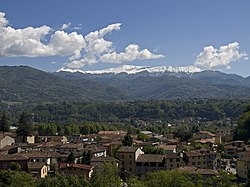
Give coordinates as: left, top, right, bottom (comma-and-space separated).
237, 152, 250, 180
117, 146, 144, 175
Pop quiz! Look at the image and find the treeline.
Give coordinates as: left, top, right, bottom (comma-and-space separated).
0, 164, 240, 187
22, 99, 249, 124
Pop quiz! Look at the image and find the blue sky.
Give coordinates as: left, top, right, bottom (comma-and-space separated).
0, 0, 250, 76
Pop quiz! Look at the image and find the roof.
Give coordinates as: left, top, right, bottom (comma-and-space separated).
158, 144, 176, 151
177, 166, 218, 175
28, 162, 46, 170
136, 154, 164, 163
15, 151, 50, 158
117, 146, 139, 153
90, 156, 119, 163
98, 131, 127, 136
58, 163, 93, 170
0, 154, 29, 161
165, 153, 182, 159
140, 131, 153, 135
0, 134, 14, 141
196, 131, 215, 137
194, 138, 215, 144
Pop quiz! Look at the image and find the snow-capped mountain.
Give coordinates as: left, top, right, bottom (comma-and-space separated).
57, 65, 202, 75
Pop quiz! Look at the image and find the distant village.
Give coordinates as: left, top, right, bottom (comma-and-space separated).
0, 115, 249, 185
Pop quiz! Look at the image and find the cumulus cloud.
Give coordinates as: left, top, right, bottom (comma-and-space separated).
0, 12, 164, 69
0, 12, 8, 28
100, 44, 164, 63
194, 42, 247, 69
61, 22, 71, 30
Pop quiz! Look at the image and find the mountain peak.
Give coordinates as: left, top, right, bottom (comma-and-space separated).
57, 65, 202, 75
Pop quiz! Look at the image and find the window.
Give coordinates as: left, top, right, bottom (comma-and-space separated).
129, 161, 131, 165
151, 162, 156, 167
192, 162, 195, 165
129, 168, 132, 172
170, 158, 173, 162
121, 155, 124, 158
129, 155, 132, 158
176, 158, 180, 162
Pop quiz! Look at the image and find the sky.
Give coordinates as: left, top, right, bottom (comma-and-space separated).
0, 0, 250, 76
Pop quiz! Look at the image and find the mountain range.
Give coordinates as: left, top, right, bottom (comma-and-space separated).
1, 65, 250, 104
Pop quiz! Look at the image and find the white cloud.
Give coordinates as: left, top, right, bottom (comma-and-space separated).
61, 22, 71, 30
49, 30, 85, 58
100, 44, 164, 63
64, 23, 163, 68
194, 42, 247, 69
0, 12, 164, 69
0, 12, 8, 28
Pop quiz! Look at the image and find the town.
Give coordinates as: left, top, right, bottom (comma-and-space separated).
0, 106, 250, 186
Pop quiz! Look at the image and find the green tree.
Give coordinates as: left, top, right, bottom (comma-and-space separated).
16, 112, 33, 138
82, 150, 93, 165
234, 108, 250, 141
90, 163, 121, 187
67, 152, 75, 163
122, 134, 133, 146
0, 170, 35, 187
0, 111, 10, 133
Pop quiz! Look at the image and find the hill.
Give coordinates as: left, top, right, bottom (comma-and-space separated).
0, 66, 129, 104
1, 65, 250, 105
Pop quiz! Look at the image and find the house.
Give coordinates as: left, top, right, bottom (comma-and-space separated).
16, 135, 35, 144
216, 128, 232, 136
237, 152, 250, 180
117, 146, 144, 175
55, 143, 84, 153
58, 163, 94, 178
177, 166, 218, 178
165, 153, 186, 170
0, 134, 15, 149
28, 162, 48, 178
98, 131, 127, 138
15, 150, 51, 166
193, 131, 215, 140
136, 154, 165, 176
183, 149, 216, 169
68, 134, 94, 143
0, 154, 29, 171
39, 135, 68, 144
224, 141, 245, 158
90, 156, 119, 168
157, 144, 176, 154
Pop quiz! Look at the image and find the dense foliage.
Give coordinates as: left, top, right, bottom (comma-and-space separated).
22, 99, 249, 124
234, 106, 250, 141
0, 168, 239, 187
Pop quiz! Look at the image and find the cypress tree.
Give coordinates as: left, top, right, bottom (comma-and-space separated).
0, 112, 10, 134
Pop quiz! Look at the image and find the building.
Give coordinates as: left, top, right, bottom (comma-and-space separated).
0, 154, 29, 171
165, 153, 186, 170
177, 166, 218, 178
237, 152, 250, 180
183, 150, 216, 169
58, 163, 94, 178
117, 146, 144, 175
136, 154, 165, 176
15, 150, 51, 166
28, 162, 48, 178
0, 134, 15, 149
39, 135, 68, 144
90, 156, 119, 168
224, 141, 245, 158
193, 131, 215, 140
